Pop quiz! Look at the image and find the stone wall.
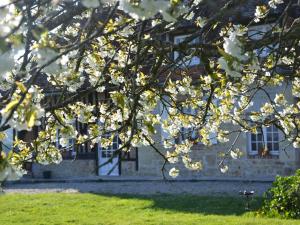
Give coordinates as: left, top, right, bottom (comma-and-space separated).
32, 160, 97, 179
120, 135, 298, 180
31, 86, 300, 180
121, 90, 300, 180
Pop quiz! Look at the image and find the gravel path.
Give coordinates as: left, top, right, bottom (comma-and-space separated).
2, 181, 272, 196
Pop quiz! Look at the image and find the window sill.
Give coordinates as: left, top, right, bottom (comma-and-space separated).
248, 154, 279, 159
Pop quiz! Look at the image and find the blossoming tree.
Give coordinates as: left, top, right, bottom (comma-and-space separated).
0, 0, 299, 180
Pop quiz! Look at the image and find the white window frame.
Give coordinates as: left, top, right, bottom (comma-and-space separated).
247, 125, 280, 156
99, 133, 120, 156
174, 34, 200, 67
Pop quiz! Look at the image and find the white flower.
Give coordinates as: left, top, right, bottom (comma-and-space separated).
175, 140, 193, 154
118, 0, 186, 22
261, 103, 274, 117
218, 57, 242, 78
274, 94, 287, 106
220, 164, 229, 173
195, 16, 207, 28
254, 5, 268, 23
230, 150, 238, 159
186, 161, 203, 171
223, 26, 248, 61
81, 0, 101, 8
0, 3, 22, 37
59, 137, 69, 147
192, 0, 203, 6
166, 151, 178, 164
268, 0, 283, 9
0, 164, 26, 181
281, 56, 293, 65
250, 113, 262, 122
169, 167, 179, 178
292, 78, 300, 97
203, 76, 212, 84
293, 137, 300, 148
0, 0, 10, 7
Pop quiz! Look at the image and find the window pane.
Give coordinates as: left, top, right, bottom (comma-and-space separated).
266, 126, 272, 132
251, 134, 256, 141
113, 142, 118, 150
267, 143, 273, 151
273, 133, 279, 141
267, 133, 273, 142
257, 133, 263, 141
273, 143, 279, 151
131, 149, 137, 158
273, 126, 278, 132
251, 143, 257, 151
107, 151, 112, 158
258, 143, 264, 151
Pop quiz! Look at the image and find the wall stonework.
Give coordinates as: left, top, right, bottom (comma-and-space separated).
121, 161, 137, 176
121, 142, 298, 180
121, 95, 299, 180
32, 160, 97, 179
31, 87, 300, 180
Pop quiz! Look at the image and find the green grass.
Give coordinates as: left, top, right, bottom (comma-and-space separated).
0, 193, 298, 225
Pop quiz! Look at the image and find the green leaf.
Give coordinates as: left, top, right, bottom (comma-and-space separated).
145, 121, 155, 134
26, 110, 37, 128
3, 100, 19, 113
16, 81, 27, 93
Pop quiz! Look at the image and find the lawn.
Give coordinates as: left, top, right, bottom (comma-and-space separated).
0, 193, 298, 225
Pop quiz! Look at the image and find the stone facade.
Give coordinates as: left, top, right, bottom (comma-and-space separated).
29, 86, 300, 180
32, 160, 97, 179
119, 135, 298, 180
119, 87, 300, 180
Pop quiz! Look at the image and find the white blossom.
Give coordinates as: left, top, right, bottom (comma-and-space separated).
220, 164, 229, 173
254, 5, 268, 23
274, 94, 287, 106
268, 0, 283, 9
81, 0, 101, 8
169, 167, 179, 178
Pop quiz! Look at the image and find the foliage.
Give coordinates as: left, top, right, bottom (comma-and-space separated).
1, 193, 299, 225
260, 170, 300, 219
0, 0, 298, 179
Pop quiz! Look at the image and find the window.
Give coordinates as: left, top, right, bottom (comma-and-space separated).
174, 34, 200, 67
100, 134, 120, 158
159, 100, 217, 146
121, 147, 138, 161
121, 147, 139, 171
248, 24, 278, 58
175, 107, 218, 145
248, 124, 280, 156
176, 107, 198, 144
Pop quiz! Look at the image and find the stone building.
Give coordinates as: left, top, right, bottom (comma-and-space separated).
1, 1, 300, 180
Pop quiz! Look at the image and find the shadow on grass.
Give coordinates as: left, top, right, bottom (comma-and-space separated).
89, 193, 263, 216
